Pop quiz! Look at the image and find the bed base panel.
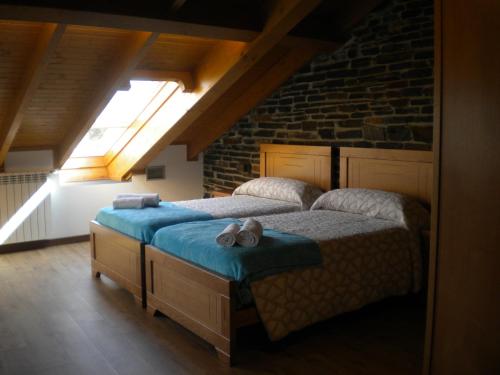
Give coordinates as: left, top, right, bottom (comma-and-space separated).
90, 221, 145, 305
145, 244, 259, 365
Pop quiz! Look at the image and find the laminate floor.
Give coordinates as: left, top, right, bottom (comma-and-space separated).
0, 242, 425, 375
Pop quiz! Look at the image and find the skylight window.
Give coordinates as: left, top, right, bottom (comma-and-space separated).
70, 80, 177, 158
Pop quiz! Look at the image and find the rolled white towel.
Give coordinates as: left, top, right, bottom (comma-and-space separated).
116, 193, 160, 207
113, 197, 145, 209
216, 223, 240, 248
236, 218, 263, 247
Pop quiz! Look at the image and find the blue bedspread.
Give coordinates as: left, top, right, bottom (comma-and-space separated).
95, 202, 213, 243
150, 218, 322, 282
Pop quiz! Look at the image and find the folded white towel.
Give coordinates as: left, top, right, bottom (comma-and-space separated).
236, 218, 263, 247
215, 223, 240, 248
116, 193, 160, 207
113, 197, 145, 209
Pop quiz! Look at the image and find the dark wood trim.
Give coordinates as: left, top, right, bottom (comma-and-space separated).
140, 242, 147, 308
423, 0, 442, 372
0, 234, 90, 254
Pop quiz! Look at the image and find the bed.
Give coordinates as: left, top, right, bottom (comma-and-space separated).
144, 147, 433, 364
89, 144, 332, 305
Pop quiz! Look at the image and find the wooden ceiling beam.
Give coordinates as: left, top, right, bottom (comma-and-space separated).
107, 0, 321, 179
0, 4, 258, 42
55, 31, 159, 168
184, 43, 327, 160
0, 4, 341, 48
0, 23, 66, 166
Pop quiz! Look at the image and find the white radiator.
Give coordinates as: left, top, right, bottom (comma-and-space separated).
0, 172, 50, 244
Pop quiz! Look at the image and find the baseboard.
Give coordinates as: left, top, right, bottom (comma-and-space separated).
0, 234, 90, 254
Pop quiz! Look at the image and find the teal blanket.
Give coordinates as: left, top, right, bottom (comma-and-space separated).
150, 218, 322, 282
96, 202, 213, 243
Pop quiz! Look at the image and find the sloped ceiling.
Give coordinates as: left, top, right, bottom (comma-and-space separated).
0, 0, 384, 180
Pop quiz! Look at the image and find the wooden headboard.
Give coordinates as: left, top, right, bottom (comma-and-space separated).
260, 144, 332, 191
339, 147, 433, 205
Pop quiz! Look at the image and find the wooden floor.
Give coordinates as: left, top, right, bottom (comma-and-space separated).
0, 243, 425, 375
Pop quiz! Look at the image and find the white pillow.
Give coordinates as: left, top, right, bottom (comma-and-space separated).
233, 177, 323, 210
311, 188, 429, 229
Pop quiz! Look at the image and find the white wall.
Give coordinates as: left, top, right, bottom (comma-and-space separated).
4, 145, 203, 239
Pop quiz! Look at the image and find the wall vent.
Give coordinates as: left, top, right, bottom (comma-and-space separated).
146, 165, 165, 180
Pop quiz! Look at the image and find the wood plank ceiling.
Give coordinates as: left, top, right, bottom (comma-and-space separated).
0, 0, 384, 180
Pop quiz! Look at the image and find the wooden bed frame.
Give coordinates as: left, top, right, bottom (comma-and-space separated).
90, 221, 146, 304
90, 144, 332, 306
339, 147, 433, 205
144, 146, 433, 365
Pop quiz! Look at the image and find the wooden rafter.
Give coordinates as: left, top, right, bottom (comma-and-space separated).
184, 42, 328, 160
107, 0, 321, 180
0, 4, 340, 48
55, 31, 159, 168
0, 23, 66, 166
0, 4, 258, 42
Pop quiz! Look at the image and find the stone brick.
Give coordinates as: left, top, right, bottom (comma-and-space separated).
222, 137, 241, 145
421, 105, 433, 114
302, 121, 317, 131
258, 122, 285, 129
387, 125, 412, 141
361, 47, 380, 56
376, 52, 413, 64
358, 66, 387, 76
365, 117, 385, 125
380, 42, 410, 53
315, 79, 345, 88
253, 130, 275, 137
402, 68, 433, 78
351, 111, 372, 118
363, 125, 386, 141
395, 107, 420, 114
319, 129, 335, 139
351, 58, 373, 68
410, 78, 434, 86
338, 119, 365, 128
401, 87, 424, 96
411, 125, 433, 142
337, 130, 363, 139
287, 123, 302, 130
294, 73, 325, 83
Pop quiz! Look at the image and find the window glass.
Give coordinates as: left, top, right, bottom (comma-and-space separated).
70, 80, 169, 158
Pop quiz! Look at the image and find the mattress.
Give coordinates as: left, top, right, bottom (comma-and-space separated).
95, 195, 301, 243
248, 210, 421, 340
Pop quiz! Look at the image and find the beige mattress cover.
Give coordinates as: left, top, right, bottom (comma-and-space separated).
245, 210, 421, 340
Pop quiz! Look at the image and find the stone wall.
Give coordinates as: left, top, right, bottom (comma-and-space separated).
204, 0, 434, 193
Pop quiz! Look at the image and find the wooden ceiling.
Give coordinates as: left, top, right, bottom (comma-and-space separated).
0, 0, 384, 180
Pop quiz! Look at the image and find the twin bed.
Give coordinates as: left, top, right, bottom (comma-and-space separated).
90, 144, 433, 365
